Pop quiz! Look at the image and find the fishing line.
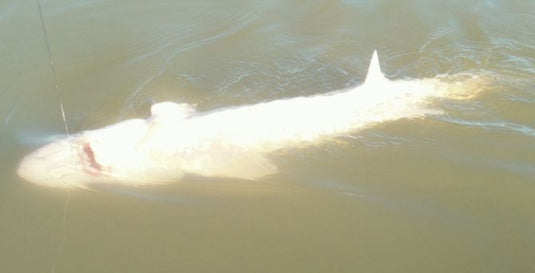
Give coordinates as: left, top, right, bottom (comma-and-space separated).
36, 1, 72, 272
51, 189, 71, 273
36, 0, 70, 135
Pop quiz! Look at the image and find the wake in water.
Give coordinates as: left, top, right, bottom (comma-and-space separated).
17, 51, 486, 189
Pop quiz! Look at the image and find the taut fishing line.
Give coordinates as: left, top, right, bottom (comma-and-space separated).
36, 1, 71, 272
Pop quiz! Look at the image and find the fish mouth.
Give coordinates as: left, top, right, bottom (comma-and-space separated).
79, 141, 105, 176
17, 137, 100, 188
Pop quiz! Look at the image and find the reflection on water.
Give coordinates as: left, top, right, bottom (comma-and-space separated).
1, 0, 534, 272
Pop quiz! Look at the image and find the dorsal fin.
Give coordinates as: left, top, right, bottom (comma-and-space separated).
364, 50, 387, 84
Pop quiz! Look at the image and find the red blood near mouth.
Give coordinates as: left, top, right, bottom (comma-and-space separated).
81, 142, 102, 176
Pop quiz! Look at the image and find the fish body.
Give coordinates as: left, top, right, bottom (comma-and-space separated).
17, 51, 476, 188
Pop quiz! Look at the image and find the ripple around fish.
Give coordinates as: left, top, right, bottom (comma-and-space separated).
440, 150, 535, 178
91, 184, 200, 204
439, 116, 535, 137
350, 132, 410, 148
14, 130, 66, 147
124, 9, 262, 109
501, 93, 535, 104
487, 160, 535, 177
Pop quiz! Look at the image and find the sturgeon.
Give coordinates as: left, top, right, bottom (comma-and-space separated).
18, 51, 481, 188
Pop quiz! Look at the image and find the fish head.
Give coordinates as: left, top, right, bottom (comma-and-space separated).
17, 119, 155, 189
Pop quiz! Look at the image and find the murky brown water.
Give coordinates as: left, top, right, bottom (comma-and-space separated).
1, 0, 534, 272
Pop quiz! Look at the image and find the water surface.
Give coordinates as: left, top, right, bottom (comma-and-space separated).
1, 0, 534, 272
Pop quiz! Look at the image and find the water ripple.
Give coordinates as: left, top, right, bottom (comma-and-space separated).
440, 117, 535, 137
125, 9, 261, 109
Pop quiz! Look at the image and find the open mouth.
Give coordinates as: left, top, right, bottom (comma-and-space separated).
78, 141, 103, 176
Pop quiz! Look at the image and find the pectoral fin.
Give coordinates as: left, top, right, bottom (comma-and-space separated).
150, 102, 196, 121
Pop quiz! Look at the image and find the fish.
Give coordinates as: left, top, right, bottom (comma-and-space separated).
17, 51, 483, 189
